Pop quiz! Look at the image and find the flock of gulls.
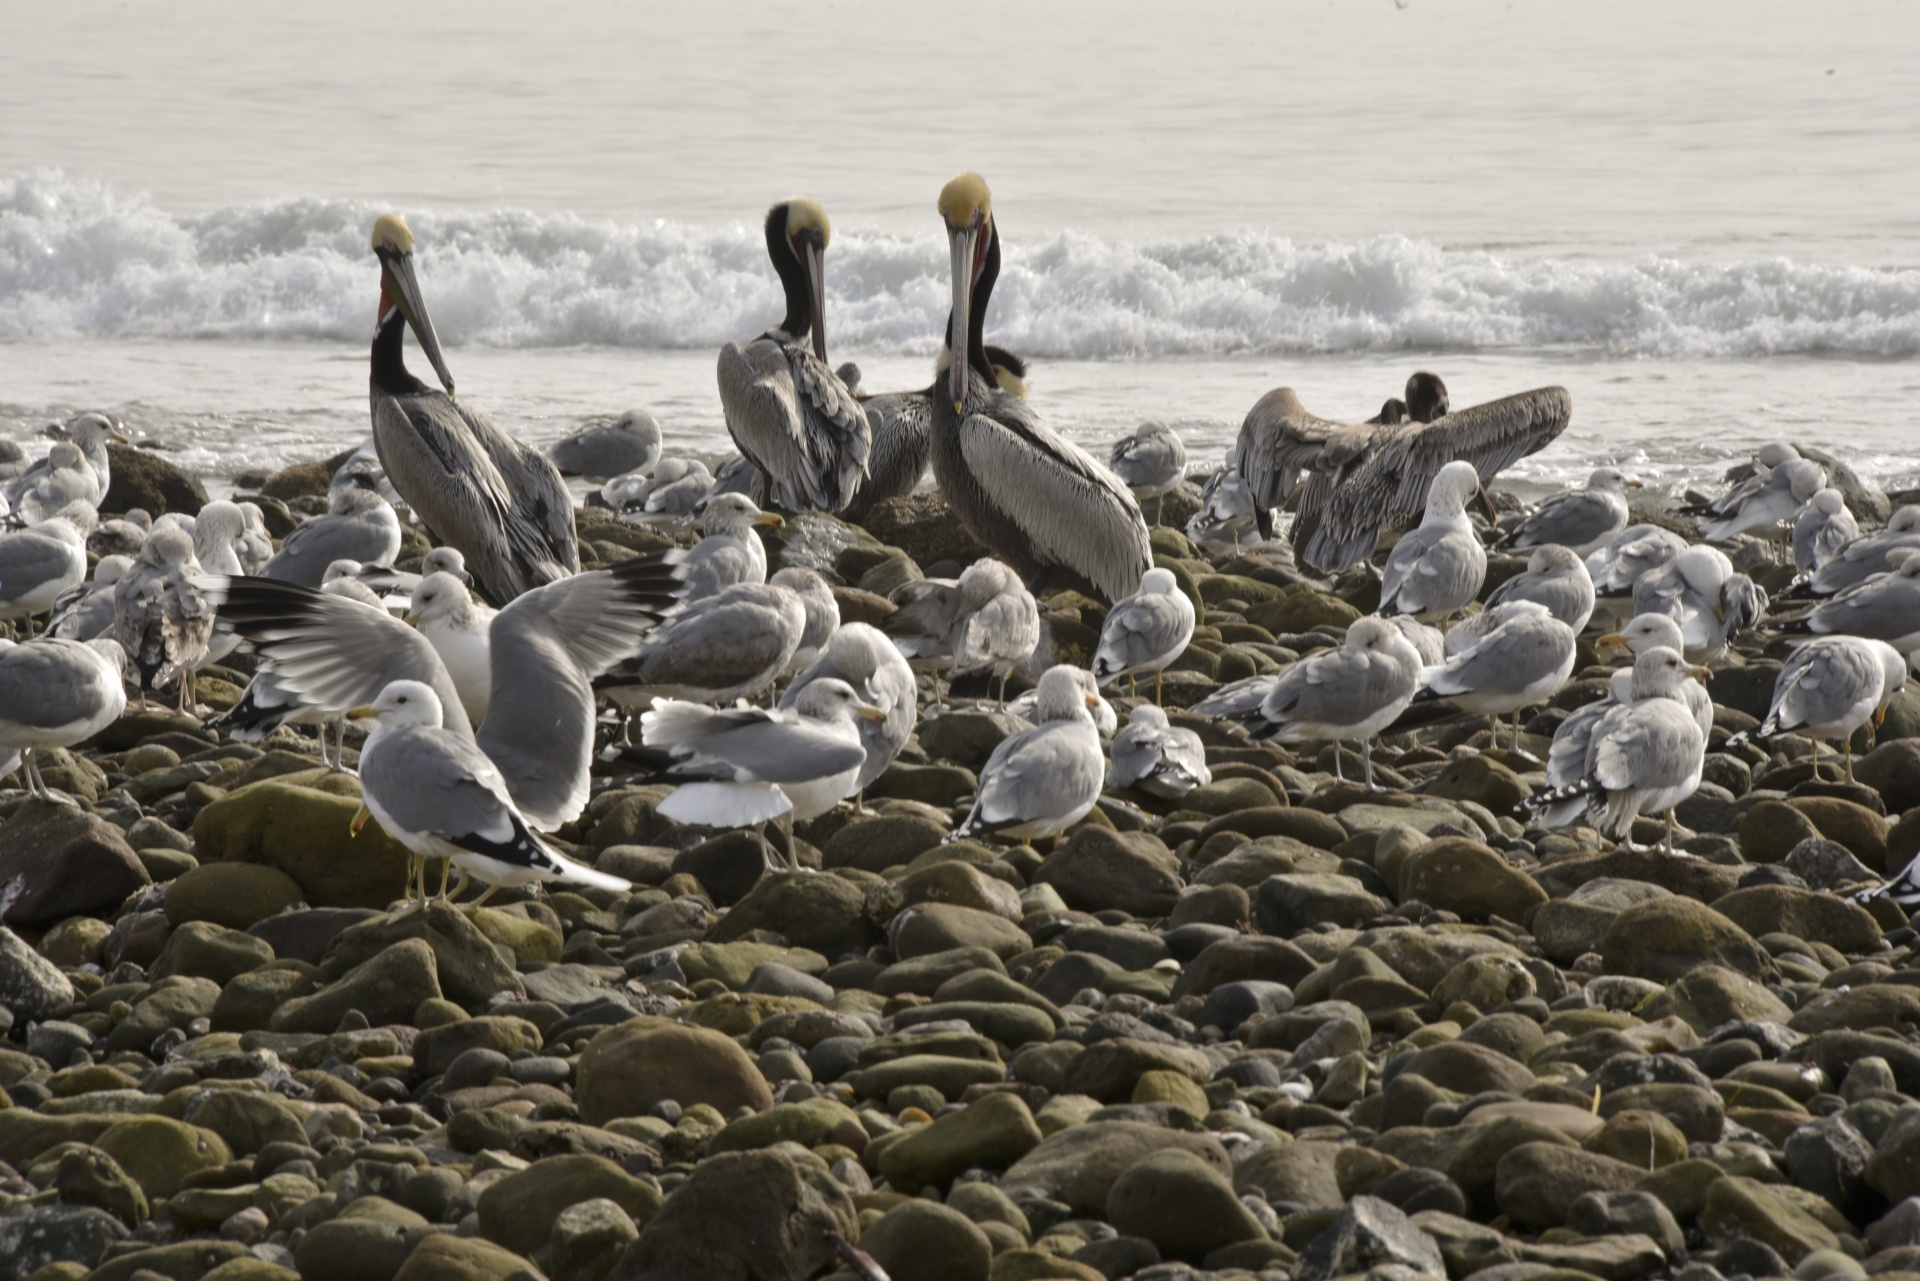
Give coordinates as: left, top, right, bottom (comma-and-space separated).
3, 171, 1919, 917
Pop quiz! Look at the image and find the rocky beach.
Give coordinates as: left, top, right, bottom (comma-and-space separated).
1, 439, 1919, 1281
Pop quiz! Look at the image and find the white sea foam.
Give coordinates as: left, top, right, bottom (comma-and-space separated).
5, 170, 1920, 360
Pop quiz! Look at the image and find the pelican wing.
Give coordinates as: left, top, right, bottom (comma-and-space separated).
956, 396, 1152, 603
717, 339, 870, 513
1306, 387, 1571, 571
845, 391, 932, 519
463, 403, 581, 582
1235, 389, 1367, 539
373, 391, 567, 606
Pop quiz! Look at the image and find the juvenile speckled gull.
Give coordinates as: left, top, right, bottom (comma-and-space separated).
1413, 600, 1576, 749
1234, 616, 1424, 789
1794, 489, 1859, 574
1521, 646, 1708, 851
1801, 550, 1920, 654
949, 665, 1106, 843
1107, 703, 1211, 799
210, 549, 684, 829
1376, 460, 1488, 621
113, 524, 214, 710
1729, 636, 1908, 779
350, 681, 630, 908
1480, 544, 1596, 635
1092, 567, 1196, 704
779, 622, 918, 794
0, 638, 128, 799
262, 487, 404, 588
548, 409, 663, 481
642, 678, 883, 858
1500, 468, 1637, 556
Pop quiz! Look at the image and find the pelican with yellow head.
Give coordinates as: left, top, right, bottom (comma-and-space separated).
716, 197, 871, 514
367, 213, 579, 607
927, 173, 1152, 604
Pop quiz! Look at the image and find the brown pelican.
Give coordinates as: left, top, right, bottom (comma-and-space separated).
1235, 374, 1571, 573
368, 214, 579, 605
842, 343, 1028, 523
716, 198, 870, 513
932, 173, 1152, 603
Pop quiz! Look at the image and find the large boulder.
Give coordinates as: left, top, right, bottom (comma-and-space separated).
1396, 839, 1546, 922
576, 1017, 773, 1124
314, 902, 524, 1007
103, 443, 207, 516
1000, 1122, 1232, 1217
269, 938, 443, 1033
164, 862, 305, 929
705, 871, 879, 957
1106, 1150, 1267, 1263
608, 1150, 854, 1281
193, 779, 409, 908
877, 1093, 1044, 1191
477, 1154, 663, 1257
0, 800, 149, 926
1601, 898, 1771, 981
1033, 829, 1182, 918
857, 1201, 994, 1281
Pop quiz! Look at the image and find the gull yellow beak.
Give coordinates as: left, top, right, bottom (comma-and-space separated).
1625, 480, 1644, 489
1686, 664, 1713, 682
111, 431, 131, 445
350, 802, 371, 837
1596, 632, 1627, 650
753, 511, 785, 528
1085, 693, 1103, 709
856, 703, 888, 723
403, 613, 421, 628
1875, 706, 1888, 726
346, 705, 378, 721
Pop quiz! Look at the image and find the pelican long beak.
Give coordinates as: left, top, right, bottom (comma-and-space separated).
346, 705, 379, 721
382, 250, 456, 395
947, 220, 983, 415
804, 239, 829, 365
1477, 483, 1500, 526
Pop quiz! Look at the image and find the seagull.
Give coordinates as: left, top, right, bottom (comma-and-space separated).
1793, 550, 1920, 656
0, 505, 94, 629
779, 622, 919, 796
14, 443, 98, 525
4, 414, 124, 514
1409, 600, 1577, 750
113, 524, 214, 711
234, 502, 275, 575
601, 581, 806, 709
642, 678, 884, 864
770, 567, 839, 677
716, 198, 870, 513
1185, 465, 1265, 554
1632, 546, 1767, 662
349, 681, 631, 908
262, 487, 404, 588
949, 665, 1107, 844
0, 638, 128, 800
47, 555, 133, 643
405, 571, 497, 725
884, 558, 1039, 704
682, 492, 781, 602
1109, 421, 1189, 524
1593, 614, 1715, 738
1107, 704, 1211, 798
1092, 567, 1196, 703
1728, 635, 1908, 780
1498, 468, 1638, 557
1231, 616, 1424, 789
1520, 646, 1709, 852
1681, 441, 1801, 518
930, 173, 1152, 602
548, 409, 663, 481
1376, 461, 1489, 621
1792, 489, 1860, 575
1701, 457, 1827, 547
1482, 544, 1596, 634
1803, 506, 1920, 596
367, 213, 579, 605
640, 458, 716, 517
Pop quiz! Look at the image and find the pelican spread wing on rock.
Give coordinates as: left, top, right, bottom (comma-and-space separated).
717, 199, 871, 513
930, 173, 1152, 603
367, 214, 579, 606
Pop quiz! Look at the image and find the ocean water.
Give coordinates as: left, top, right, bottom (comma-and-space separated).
4, 0, 1918, 499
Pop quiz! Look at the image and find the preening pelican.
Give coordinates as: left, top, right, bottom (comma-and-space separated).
931, 173, 1151, 603
1236, 374, 1570, 573
367, 214, 579, 606
842, 343, 1028, 523
716, 199, 870, 513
